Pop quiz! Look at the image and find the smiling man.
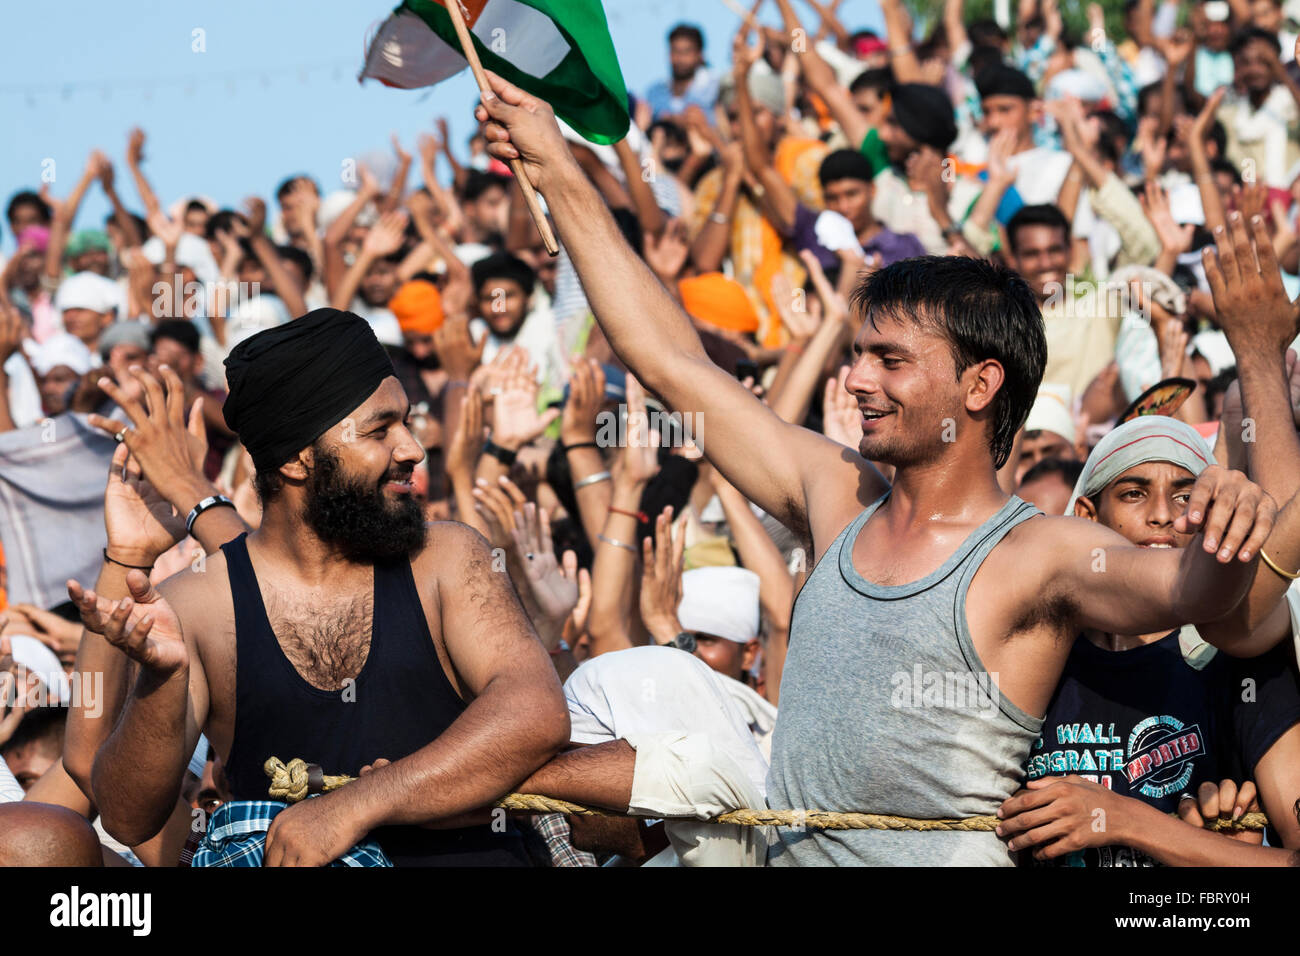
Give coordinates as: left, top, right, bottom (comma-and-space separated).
474, 73, 1292, 865
69, 307, 569, 866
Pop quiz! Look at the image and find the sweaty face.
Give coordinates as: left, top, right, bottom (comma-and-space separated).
1009, 224, 1069, 300
303, 378, 428, 563
844, 311, 969, 468
1075, 461, 1198, 549
669, 37, 703, 82
822, 178, 874, 233
477, 278, 528, 337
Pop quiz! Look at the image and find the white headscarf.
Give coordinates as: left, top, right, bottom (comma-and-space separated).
1065, 416, 1215, 515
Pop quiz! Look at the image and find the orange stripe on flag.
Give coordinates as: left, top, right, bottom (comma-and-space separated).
434, 0, 489, 29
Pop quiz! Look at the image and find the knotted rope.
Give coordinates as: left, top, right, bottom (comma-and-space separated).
263, 757, 1267, 833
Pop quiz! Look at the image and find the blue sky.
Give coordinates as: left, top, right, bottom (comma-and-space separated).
2, 0, 885, 250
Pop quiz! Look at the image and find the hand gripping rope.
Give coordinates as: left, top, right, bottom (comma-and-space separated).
263, 757, 1268, 833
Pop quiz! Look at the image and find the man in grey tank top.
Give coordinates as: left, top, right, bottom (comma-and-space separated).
474, 85, 1294, 864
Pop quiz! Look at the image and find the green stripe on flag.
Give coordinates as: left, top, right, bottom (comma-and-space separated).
403, 0, 630, 144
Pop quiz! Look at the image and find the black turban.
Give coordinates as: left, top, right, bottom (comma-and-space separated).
890, 83, 958, 153
975, 63, 1036, 102
223, 308, 396, 474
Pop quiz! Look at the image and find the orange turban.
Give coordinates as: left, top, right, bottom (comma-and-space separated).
677, 273, 760, 335
389, 279, 444, 336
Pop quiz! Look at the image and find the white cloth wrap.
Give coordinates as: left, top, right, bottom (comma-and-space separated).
625, 731, 771, 867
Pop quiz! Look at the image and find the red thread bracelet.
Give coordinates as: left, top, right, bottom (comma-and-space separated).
608, 506, 648, 522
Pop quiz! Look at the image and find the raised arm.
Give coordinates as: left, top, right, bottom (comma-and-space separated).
475, 72, 884, 534
773, 0, 869, 149
1193, 212, 1300, 650
125, 128, 162, 220
734, 32, 799, 234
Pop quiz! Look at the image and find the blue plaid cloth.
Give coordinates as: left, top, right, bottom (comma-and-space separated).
191, 800, 393, 867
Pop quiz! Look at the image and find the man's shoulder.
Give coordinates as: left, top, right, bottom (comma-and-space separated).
411, 521, 494, 578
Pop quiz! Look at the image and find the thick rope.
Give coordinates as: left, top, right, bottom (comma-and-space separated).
264, 757, 1267, 833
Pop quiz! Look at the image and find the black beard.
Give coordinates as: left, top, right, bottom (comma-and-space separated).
303, 444, 427, 563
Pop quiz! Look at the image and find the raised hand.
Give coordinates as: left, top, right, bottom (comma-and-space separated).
432, 314, 485, 381
9, 604, 83, 666
445, 383, 486, 481
490, 357, 559, 451
126, 127, 146, 167
612, 375, 660, 489
771, 272, 821, 340
1202, 211, 1300, 355
1175, 463, 1276, 563
823, 365, 863, 449
474, 71, 582, 192
643, 218, 691, 283
0, 301, 24, 364
147, 209, 182, 251
510, 502, 580, 633
559, 357, 606, 446
66, 572, 187, 676
1142, 180, 1194, 254
362, 210, 408, 258
242, 196, 268, 236
88, 364, 210, 525
639, 506, 687, 644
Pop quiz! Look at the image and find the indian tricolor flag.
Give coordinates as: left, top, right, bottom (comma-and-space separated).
361, 0, 630, 144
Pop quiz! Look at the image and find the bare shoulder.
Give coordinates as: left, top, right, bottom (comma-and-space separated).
413, 520, 498, 583
804, 442, 891, 560
155, 547, 233, 625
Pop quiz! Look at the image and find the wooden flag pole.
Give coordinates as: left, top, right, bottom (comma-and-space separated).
444, 0, 560, 256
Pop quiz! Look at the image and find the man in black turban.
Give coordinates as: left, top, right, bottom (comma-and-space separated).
222, 307, 425, 562
70, 306, 570, 867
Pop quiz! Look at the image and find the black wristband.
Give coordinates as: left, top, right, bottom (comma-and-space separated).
562, 440, 600, 452
186, 494, 236, 537
483, 440, 518, 467
103, 548, 154, 572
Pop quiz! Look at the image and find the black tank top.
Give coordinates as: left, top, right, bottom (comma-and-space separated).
220, 533, 530, 866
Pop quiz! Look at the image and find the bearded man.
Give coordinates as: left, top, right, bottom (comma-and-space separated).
69, 307, 569, 866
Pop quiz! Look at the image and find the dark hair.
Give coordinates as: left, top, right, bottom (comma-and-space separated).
277, 244, 314, 283
1204, 118, 1228, 157
106, 210, 150, 240
471, 251, 536, 297
968, 18, 1008, 48
151, 318, 201, 355
275, 174, 320, 203
819, 148, 875, 188
459, 169, 510, 203
850, 67, 895, 95
1021, 456, 1084, 489
1006, 203, 1070, 255
849, 256, 1046, 469
184, 199, 209, 217
6, 190, 51, 228
1091, 110, 1129, 165
1209, 156, 1243, 185
648, 119, 688, 149
204, 209, 241, 241
1230, 26, 1281, 56
968, 44, 1006, 77
668, 23, 704, 50
0, 704, 66, 757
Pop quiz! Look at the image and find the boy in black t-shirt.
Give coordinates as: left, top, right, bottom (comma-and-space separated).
998, 416, 1300, 866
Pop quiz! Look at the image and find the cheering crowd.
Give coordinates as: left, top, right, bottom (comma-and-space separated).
2, 0, 1300, 867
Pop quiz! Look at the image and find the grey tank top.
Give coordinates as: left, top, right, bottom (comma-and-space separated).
766, 492, 1045, 866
